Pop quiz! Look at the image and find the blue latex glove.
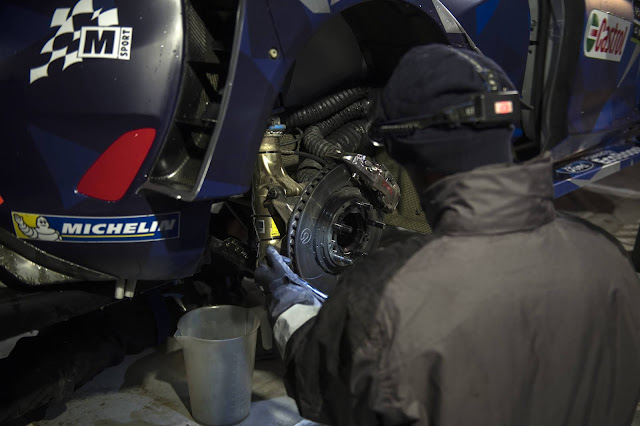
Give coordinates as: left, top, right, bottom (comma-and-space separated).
255, 246, 327, 320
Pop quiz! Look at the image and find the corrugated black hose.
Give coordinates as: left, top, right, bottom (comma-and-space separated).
296, 158, 324, 183
283, 87, 369, 129
301, 96, 371, 159
327, 119, 368, 152
296, 119, 368, 182
315, 99, 370, 136
304, 119, 368, 158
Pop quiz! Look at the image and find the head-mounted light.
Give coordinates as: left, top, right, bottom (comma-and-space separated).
368, 90, 521, 142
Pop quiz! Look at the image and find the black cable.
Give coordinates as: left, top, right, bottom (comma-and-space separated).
279, 128, 304, 154
279, 137, 301, 148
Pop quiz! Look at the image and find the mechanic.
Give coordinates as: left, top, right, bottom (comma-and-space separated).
255, 44, 640, 426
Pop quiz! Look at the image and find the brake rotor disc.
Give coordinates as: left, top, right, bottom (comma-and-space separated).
286, 164, 384, 295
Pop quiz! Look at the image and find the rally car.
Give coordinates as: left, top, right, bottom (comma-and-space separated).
1, 0, 639, 313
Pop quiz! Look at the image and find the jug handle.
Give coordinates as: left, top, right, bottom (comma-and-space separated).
250, 306, 273, 351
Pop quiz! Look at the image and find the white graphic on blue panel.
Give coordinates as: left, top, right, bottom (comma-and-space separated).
13, 214, 62, 241
12, 212, 180, 243
30, 0, 133, 84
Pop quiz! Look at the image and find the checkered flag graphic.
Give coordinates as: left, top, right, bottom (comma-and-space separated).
29, 0, 119, 84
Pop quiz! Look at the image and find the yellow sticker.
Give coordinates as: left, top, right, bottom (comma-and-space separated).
270, 217, 280, 238
12, 212, 54, 240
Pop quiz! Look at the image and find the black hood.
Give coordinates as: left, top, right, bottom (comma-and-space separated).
421, 153, 556, 235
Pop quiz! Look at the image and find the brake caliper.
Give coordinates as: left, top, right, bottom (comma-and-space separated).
331, 153, 400, 213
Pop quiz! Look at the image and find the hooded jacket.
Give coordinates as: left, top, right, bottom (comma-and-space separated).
278, 155, 640, 426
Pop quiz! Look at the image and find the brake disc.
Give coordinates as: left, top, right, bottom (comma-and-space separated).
286, 163, 385, 294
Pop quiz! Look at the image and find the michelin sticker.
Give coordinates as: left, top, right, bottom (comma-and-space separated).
584, 9, 630, 62
30, 0, 133, 84
12, 212, 179, 243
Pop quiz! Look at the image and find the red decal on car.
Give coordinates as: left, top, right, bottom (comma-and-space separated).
78, 128, 156, 201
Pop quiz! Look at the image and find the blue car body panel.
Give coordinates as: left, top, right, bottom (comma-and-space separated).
0, 0, 209, 280
1, 0, 639, 282
553, 140, 640, 198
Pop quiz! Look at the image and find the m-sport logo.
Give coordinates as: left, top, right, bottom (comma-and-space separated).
30, 0, 133, 84
79, 26, 132, 60
584, 9, 630, 62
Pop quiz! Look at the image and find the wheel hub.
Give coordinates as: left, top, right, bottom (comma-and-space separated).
286, 164, 384, 294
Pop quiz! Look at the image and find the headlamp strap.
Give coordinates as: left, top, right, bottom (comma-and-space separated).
370, 90, 520, 139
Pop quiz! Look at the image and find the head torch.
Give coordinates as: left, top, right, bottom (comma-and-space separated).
369, 90, 521, 142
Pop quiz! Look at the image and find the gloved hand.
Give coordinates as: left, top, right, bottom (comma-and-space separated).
255, 246, 326, 320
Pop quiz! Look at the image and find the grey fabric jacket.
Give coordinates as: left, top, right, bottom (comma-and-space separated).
283, 155, 640, 426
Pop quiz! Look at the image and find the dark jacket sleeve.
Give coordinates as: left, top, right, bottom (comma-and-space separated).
282, 234, 431, 426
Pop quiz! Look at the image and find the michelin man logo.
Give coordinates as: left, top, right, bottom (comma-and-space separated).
30, 0, 133, 84
13, 214, 62, 241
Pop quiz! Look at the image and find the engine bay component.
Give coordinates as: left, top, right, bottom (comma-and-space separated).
241, 87, 399, 291
286, 163, 385, 294
252, 124, 305, 264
